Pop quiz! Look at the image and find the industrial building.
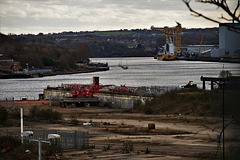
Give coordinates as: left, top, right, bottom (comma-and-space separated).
211, 23, 240, 57
187, 45, 218, 56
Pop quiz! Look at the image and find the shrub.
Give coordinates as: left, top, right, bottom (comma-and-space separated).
29, 106, 62, 121
121, 141, 134, 153
42, 144, 62, 159
0, 135, 21, 147
29, 106, 38, 119
145, 146, 150, 154
0, 107, 8, 124
102, 144, 112, 151
70, 114, 79, 125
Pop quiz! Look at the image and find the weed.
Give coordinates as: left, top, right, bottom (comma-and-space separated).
29, 106, 62, 121
0, 135, 21, 147
90, 144, 95, 149
121, 141, 134, 153
132, 88, 239, 117
102, 144, 112, 151
70, 114, 79, 125
145, 146, 150, 154
0, 107, 8, 124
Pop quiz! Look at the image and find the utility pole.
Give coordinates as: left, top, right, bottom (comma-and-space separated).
222, 77, 225, 160
29, 139, 51, 160
222, 64, 225, 160
20, 107, 23, 144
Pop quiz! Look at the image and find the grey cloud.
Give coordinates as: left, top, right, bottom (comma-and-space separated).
1, 0, 233, 34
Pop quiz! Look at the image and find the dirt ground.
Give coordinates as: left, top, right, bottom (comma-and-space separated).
2, 104, 240, 160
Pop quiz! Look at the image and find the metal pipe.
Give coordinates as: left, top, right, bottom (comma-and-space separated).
38, 140, 41, 160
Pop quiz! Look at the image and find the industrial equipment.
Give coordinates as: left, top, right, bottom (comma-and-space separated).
182, 81, 197, 88
151, 22, 186, 60
63, 77, 100, 98
112, 85, 138, 94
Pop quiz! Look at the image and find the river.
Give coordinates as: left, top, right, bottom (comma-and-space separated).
0, 57, 239, 100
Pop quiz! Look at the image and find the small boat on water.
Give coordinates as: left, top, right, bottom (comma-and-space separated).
122, 65, 128, 70
156, 54, 176, 61
119, 60, 128, 69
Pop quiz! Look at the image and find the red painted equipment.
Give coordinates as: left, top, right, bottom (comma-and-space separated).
63, 77, 139, 97
63, 77, 100, 97
112, 85, 138, 94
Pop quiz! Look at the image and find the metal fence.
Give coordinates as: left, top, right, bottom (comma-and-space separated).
1, 128, 89, 150
136, 86, 179, 96
29, 129, 89, 150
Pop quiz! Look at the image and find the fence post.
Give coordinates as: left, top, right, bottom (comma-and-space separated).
86, 131, 89, 148
74, 131, 77, 147
43, 129, 46, 140
82, 132, 85, 148
64, 133, 67, 150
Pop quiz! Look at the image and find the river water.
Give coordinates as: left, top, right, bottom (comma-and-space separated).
0, 57, 239, 100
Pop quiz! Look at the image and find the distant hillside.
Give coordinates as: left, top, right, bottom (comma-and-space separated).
0, 33, 14, 43
0, 34, 91, 72
10, 28, 219, 58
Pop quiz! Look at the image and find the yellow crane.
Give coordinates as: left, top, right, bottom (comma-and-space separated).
151, 22, 186, 55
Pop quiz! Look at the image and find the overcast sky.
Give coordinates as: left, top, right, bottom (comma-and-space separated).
0, 0, 238, 34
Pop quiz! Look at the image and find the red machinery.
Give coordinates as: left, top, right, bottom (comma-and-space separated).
112, 85, 138, 94
63, 77, 139, 97
63, 77, 100, 97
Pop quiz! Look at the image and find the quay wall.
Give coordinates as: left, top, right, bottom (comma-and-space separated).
44, 87, 71, 100
95, 92, 150, 109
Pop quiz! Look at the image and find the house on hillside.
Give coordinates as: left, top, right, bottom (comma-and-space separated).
0, 54, 20, 72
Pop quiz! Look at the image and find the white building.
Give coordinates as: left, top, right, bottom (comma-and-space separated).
211, 23, 240, 57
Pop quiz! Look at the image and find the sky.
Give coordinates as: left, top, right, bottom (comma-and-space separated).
0, 0, 238, 35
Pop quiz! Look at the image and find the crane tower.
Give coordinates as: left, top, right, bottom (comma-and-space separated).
151, 22, 186, 54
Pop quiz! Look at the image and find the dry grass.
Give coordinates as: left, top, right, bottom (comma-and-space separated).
134, 88, 240, 117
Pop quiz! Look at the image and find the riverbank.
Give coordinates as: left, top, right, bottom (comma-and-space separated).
183, 57, 240, 63
154, 55, 240, 63
0, 66, 109, 79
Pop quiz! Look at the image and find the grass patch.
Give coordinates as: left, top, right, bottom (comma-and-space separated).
29, 106, 62, 122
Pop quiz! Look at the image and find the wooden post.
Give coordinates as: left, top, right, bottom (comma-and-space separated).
211, 81, 214, 90
203, 80, 205, 90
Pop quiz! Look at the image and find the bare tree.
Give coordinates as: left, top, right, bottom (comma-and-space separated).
182, 0, 240, 26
